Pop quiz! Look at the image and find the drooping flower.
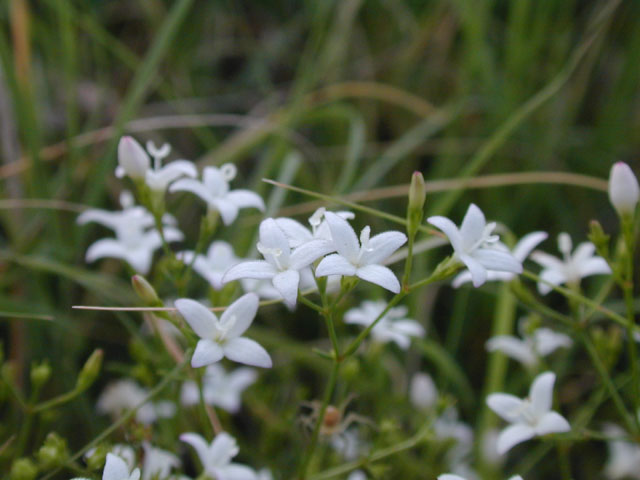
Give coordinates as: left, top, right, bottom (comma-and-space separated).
142, 443, 180, 480
427, 204, 522, 288
344, 300, 424, 350
175, 294, 271, 368
410, 372, 438, 410
609, 162, 639, 216
96, 379, 175, 425
315, 212, 407, 293
169, 164, 265, 225
485, 319, 572, 368
452, 231, 547, 288
487, 371, 570, 454
223, 218, 332, 308
179, 241, 241, 290
181, 364, 257, 413
530, 233, 611, 295
180, 432, 258, 480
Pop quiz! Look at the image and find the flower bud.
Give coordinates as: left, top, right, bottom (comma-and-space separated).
75, 349, 103, 392
30, 361, 52, 390
10, 458, 38, 480
407, 171, 426, 234
609, 162, 639, 216
132, 275, 160, 305
117, 136, 150, 180
410, 373, 438, 410
37, 432, 68, 469
588, 219, 610, 261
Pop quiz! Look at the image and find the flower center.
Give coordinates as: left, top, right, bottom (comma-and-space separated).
356, 226, 374, 264
257, 242, 284, 270
468, 222, 500, 252
309, 207, 326, 235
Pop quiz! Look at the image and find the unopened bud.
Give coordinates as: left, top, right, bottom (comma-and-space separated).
117, 136, 150, 180
609, 162, 639, 217
30, 361, 52, 390
10, 458, 38, 480
76, 349, 103, 392
37, 432, 68, 469
407, 172, 426, 234
588, 220, 610, 260
132, 275, 161, 305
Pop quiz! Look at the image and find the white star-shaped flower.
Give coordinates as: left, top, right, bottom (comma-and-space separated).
487, 371, 570, 454
452, 231, 547, 288
344, 300, 424, 350
169, 164, 265, 225
179, 241, 241, 290
315, 212, 407, 293
181, 364, 257, 413
96, 379, 175, 425
485, 319, 572, 368
142, 443, 180, 480
175, 293, 271, 368
427, 204, 522, 288
223, 218, 332, 308
530, 232, 611, 294
180, 432, 258, 480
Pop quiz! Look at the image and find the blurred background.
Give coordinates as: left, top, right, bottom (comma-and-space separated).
1, 0, 639, 478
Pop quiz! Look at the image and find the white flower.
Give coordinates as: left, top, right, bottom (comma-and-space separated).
180, 432, 258, 480
175, 293, 272, 368
427, 204, 522, 287
486, 320, 572, 368
434, 407, 473, 464
609, 162, 639, 216
438, 476, 522, 480
169, 164, 265, 225
144, 141, 197, 193
275, 208, 354, 248
603, 424, 640, 479
142, 443, 180, 480
344, 300, 424, 350
179, 241, 241, 290
96, 379, 175, 425
487, 371, 570, 454
256, 469, 274, 480
410, 372, 438, 410
347, 471, 367, 480
315, 212, 407, 293
223, 218, 332, 308
75, 453, 140, 480
181, 364, 257, 413
452, 231, 547, 287
78, 192, 183, 274
117, 136, 150, 180
530, 233, 611, 295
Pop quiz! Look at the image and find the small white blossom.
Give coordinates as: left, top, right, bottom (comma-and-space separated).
487, 371, 570, 454
275, 208, 354, 248
181, 364, 257, 413
175, 293, 272, 368
609, 162, 639, 216
180, 432, 258, 480
434, 407, 473, 465
179, 241, 241, 290
531, 233, 611, 295
315, 212, 407, 293
143, 141, 197, 193
410, 372, 438, 410
96, 379, 175, 425
427, 204, 522, 287
142, 443, 180, 480
169, 164, 265, 225
71, 453, 141, 480
603, 424, 640, 479
223, 218, 332, 308
344, 300, 424, 350
486, 320, 572, 368
117, 136, 150, 180
452, 231, 547, 287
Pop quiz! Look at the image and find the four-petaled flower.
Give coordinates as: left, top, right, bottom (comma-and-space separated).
223, 218, 332, 308
530, 232, 611, 295
487, 371, 570, 454
427, 204, 522, 287
175, 293, 272, 368
181, 364, 257, 413
180, 432, 258, 480
344, 300, 424, 350
170, 164, 265, 225
315, 212, 407, 293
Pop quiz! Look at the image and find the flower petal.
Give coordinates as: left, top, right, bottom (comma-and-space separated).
496, 423, 535, 454
578, 257, 612, 278
459, 254, 487, 287
227, 189, 265, 211
486, 336, 536, 366
473, 248, 522, 273
512, 232, 548, 262
459, 204, 486, 250
146, 160, 197, 191
208, 432, 239, 467
289, 239, 334, 270
175, 298, 218, 339
427, 216, 463, 253
212, 198, 240, 226
223, 261, 277, 283
192, 340, 225, 368
223, 293, 259, 338
169, 178, 214, 204
529, 371, 555, 418
316, 254, 357, 277
323, 211, 360, 262
275, 217, 312, 247
535, 411, 570, 435
180, 433, 211, 467
85, 238, 128, 263
356, 264, 401, 293
360, 231, 407, 265
486, 393, 524, 423
272, 270, 300, 308
259, 218, 291, 265
224, 337, 272, 368
103, 453, 132, 480
216, 463, 260, 480
537, 268, 567, 295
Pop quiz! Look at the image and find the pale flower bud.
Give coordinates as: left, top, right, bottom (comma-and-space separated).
608, 162, 639, 216
409, 372, 438, 410
117, 136, 150, 180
